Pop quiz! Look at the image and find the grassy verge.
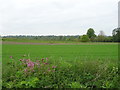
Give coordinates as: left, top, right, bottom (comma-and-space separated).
2, 56, 119, 88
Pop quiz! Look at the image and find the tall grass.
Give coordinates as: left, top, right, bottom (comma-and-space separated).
2, 55, 119, 88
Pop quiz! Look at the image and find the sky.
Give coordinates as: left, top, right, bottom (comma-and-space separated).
0, 0, 119, 36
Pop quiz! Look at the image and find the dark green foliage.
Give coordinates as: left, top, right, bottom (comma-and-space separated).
112, 28, 120, 42
87, 28, 96, 40
94, 36, 113, 42
96, 35, 106, 42
80, 35, 89, 42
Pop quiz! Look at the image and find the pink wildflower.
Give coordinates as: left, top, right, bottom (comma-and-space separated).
44, 63, 49, 65
48, 68, 51, 72
20, 59, 25, 62
46, 58, 48, 61
22, 59, 25, 62
36, 60, 40, 65
19, 59, 22, 61
26, 59, 30, 62
52, 66, 57, 68
42, 58, 44, 62
10, 56, 13, 59
27, 61, 34, 68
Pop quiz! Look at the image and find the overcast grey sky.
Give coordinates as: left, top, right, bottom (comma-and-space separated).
0, 0, 119, 36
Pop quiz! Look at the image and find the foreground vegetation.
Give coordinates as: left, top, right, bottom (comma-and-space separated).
2, 56, 119, 88
2, 43, 119, 88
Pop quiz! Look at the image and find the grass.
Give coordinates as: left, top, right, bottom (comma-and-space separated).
2, 44, 118, 63
2, 43, 119, 88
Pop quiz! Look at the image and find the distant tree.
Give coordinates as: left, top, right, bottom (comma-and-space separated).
99, 30, 105, 36
34, 36, 38, 40
87, 28, 96, 40
80, 35, 89, 42
97, 30, 106, 42
76, 36, 81, 42
59, 36, 63, 40
112, 28, 120, 42
67, 36, 75, 41
105, 36, 113, 42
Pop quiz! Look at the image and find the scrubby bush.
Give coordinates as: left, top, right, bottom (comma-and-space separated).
80, 35, 90, 42
2, 55, 119, 89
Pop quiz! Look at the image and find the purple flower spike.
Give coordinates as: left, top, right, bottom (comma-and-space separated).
26, 59, 30, 62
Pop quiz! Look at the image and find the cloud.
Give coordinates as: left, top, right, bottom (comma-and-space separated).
0, 0, 119, 36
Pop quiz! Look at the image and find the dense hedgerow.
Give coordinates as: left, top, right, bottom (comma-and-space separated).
2, 55, 119, 88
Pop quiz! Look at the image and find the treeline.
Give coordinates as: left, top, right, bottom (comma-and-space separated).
2, 28, 120, 42
3, 35, 80, 42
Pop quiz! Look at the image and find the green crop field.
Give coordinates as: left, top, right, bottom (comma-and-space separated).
2, 43, 119, 88
3, 44, 118, 61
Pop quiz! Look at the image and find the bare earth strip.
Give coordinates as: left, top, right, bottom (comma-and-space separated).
2, 41, 118, 45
